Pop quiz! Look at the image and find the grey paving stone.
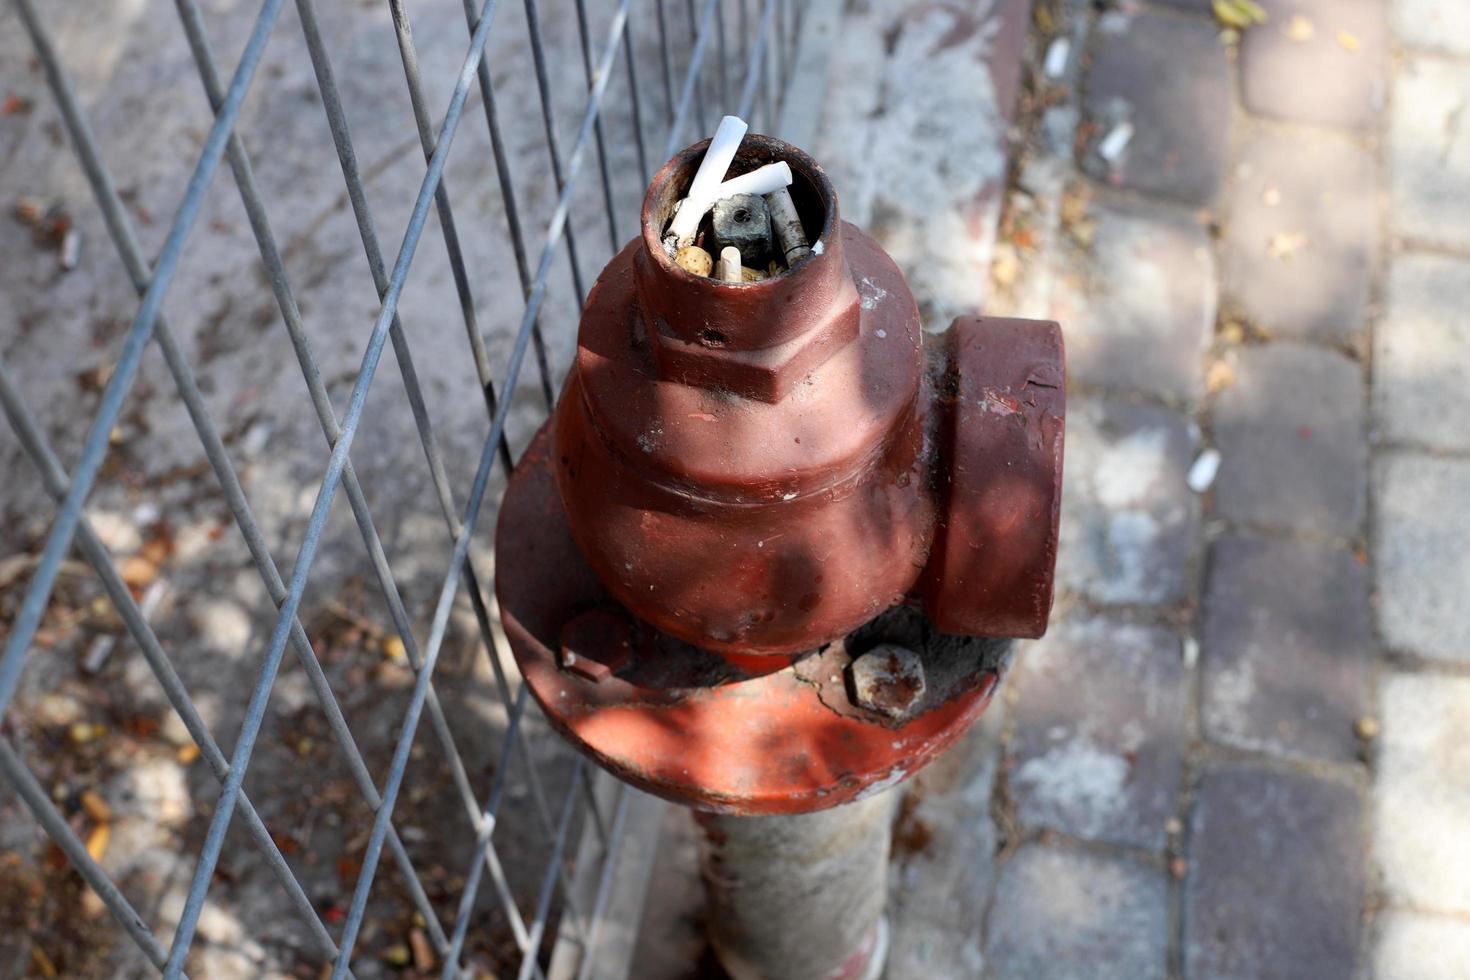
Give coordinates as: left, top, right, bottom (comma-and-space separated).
986, 842, 1168, 980
1050, 195, 1214, 402
1240, 0, 1388, 130
1082, 10, 1231, 205
1200, 535, 1372, 763
1185, 765, 1364, 980
1375, 254, 1470, 453
1374, 672, 1470, 912
1211, 343, 1367, 537
1009, 618, 1187, 850
1393, 0, 1470, 57
1222, 126, 1378, 343
813, 0, 1019, 328
1056, 399, 1199, 606
1392, 58, 1470, 249
1374, 454, 1470, 662
1373, 910, 1470, 980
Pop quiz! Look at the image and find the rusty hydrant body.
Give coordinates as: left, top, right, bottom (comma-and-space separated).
553, 136, 1063, 658
494, 133, 1064, 978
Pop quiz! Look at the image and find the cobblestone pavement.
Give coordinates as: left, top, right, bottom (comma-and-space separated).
957, 0, 1470, 976
6, 0, 1470, 977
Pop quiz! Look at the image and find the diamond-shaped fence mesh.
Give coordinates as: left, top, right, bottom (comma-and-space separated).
0, 0, 797, 975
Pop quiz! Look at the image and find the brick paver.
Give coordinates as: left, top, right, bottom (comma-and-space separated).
1050, 194, 1214, 402
1391, 57, 1470, 249
1184, 765, 1364, 980
985, 842, 1168, 980
1239, 0, 1387, 130
1055, 398, 1198, 606
1081, 9, 1231, 204
1210, 343, 1367, 537
951, 3, 1470, 977
1375, 253, 1470, 453
1200, 535, 1372, 763
1374, 454, 1470, 662
1222, 125, 1377, 343
1009, 617, 1187, 850
1374, 672, 1470, 912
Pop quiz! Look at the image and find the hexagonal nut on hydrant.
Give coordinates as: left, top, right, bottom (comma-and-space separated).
558, 609, 633, 683
847, 644, 927, 720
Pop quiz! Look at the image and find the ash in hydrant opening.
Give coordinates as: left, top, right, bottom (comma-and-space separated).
650, 116, 828, 284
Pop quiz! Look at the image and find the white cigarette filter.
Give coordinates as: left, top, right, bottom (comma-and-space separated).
689, 116, 748, 202
670, 115, 748, 244
718, 246, 743, 282
671, 162, 795, 246
712, 162, 792, 201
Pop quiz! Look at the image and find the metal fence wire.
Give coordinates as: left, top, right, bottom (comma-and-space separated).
0, 0, 800, 975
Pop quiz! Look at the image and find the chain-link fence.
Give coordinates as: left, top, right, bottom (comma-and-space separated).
0, 0, 799, 975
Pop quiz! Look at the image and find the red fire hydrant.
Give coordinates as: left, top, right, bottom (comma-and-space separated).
496, 134, 1064, 979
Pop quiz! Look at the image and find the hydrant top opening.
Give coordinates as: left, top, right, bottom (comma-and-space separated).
644, 128, 832, 287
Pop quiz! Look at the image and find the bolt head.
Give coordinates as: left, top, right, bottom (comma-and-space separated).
848, 643, 927, 720
558, 608, 633, 682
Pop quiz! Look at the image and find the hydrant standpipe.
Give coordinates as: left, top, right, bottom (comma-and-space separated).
494, 133, 1065, 978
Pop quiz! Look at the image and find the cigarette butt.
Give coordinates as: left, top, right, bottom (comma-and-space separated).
409, 928, 434, 972
711, 161, 792, 201
670, 116, 749, 244
675, 245, 713, 277
59, 228, 80, 270
718, 246, 743, 282
765, 187, 811, 264
687, 116, 748, 206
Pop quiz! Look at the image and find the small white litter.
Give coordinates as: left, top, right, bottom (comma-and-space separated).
1186, 448, 1221, 493
1044, 37, 1071, 79
1097, 120, 1134, 164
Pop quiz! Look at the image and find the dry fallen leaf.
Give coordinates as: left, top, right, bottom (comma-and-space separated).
1034, 0, 1055, 34
992, 243, 1021, 288
1266, 230, 1309, 260
1059, 183, 1094, 228
176, 742, 201, 765
1207, 360, 1237, 393
381, 635, 407, 662
31, 945, 58, 979
80, 788, 112, 823
1067, 218, 1098, 249
1213, 0, 1267, 30
119, 555, 156, 590
68, 722, 106, 745
1285, 14, 1314, 41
